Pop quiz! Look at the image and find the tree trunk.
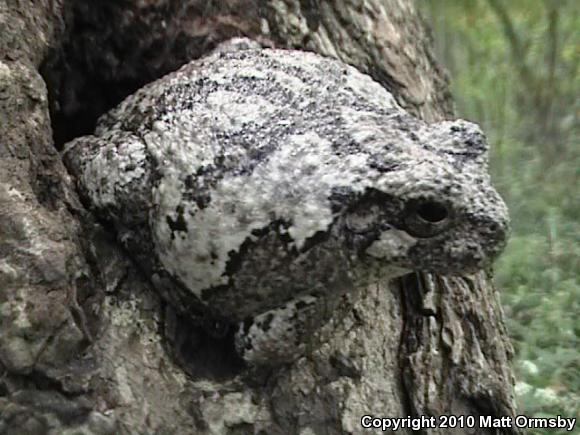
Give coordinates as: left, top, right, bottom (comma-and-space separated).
0, 1, 518, 434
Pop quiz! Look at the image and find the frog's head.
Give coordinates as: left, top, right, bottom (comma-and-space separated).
340, 119, 509, 275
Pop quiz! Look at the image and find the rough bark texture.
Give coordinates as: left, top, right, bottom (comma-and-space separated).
0, 1, 518, 434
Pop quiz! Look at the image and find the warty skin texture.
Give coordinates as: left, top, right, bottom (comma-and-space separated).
63, 46, 509, 364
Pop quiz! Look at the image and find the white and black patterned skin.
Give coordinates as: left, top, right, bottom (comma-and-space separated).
63, 46, 509, 364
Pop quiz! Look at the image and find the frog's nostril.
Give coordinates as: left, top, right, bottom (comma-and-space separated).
416, 201, 448, 223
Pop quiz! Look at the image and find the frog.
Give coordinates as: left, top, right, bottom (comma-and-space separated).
63, 42, 509, 365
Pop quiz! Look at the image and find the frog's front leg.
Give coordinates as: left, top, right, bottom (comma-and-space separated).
235, 294, 341, 365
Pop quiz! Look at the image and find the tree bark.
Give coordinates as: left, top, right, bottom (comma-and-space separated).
0, 1, 518, 434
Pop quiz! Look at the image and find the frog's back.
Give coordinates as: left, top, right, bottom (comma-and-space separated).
65, 49, 405, 320
97, 49, 401, 135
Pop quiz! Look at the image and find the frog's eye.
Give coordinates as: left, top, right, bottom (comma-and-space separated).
404, 199, 451, 238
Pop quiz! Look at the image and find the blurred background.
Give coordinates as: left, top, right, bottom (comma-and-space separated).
424, 0, 578, 432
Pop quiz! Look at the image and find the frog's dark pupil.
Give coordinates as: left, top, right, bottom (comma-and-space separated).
416, 201, 448, 223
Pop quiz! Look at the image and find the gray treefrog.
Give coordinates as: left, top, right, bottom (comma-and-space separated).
63, 45, 509, 364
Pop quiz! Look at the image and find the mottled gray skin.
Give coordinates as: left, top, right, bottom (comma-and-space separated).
63, 46, 509, 364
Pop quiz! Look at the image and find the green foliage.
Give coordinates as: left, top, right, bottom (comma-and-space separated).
424, 0, 579, 431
